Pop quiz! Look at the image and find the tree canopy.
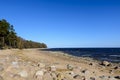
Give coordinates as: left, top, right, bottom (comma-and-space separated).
0, 19, 47, 49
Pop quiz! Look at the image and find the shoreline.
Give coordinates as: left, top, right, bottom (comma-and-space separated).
42, 48, 120, 63
0, 49, 119, 80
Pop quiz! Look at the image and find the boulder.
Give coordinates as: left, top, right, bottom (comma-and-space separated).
101, 61, 111, 66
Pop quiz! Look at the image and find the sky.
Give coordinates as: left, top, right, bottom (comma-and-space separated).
0, 0, 120, 48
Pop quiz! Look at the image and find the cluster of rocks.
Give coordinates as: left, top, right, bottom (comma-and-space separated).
0, 53, 119, 80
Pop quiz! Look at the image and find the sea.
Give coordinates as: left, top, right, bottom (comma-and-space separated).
44, 48, 120, 63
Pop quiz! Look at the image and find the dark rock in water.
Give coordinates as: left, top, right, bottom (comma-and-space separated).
114, 76, 120, 79
90, 77, 95, 80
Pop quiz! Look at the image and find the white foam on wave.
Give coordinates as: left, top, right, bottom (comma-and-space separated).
109, 55, 120, 57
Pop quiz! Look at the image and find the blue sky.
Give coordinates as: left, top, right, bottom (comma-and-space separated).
0, 0, 120, 48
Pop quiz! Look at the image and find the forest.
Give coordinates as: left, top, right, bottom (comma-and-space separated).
0, 19, 47, 49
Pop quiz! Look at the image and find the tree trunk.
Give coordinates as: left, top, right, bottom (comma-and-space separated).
2, 37, 4, 47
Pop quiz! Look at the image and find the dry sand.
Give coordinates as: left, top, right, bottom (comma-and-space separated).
0, 49, 119, 80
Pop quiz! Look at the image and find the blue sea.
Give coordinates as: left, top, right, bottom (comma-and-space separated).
45, 48, 120, 63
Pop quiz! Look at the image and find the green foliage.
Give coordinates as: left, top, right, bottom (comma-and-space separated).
0, 19, 47, 49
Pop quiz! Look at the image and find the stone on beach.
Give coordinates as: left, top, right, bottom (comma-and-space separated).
0, 75, 4, 80
67, 64, 73, 70
50, 66, 56, 72
0, 66, 4, 72
35, 70, 44, 80
73, 75, 86, 80
18, 70, 28, 78
11, 61, 19, 68
101, 61, 111, 66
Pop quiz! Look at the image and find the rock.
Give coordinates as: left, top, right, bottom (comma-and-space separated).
67, 64, 73, 70
35, 70, 44, 80
0, 66, 4, 72
18, 70, 28, 78
101, 61, 111, 66
90, 77, 95, 80
81, 69, 87, 73
99, 76, 109, 80
73, 74, 81, 79
73, 75, 85, 80
0, 75, 4, 80
89, 63, 93, 66
99, 75, 105, 79
57, 73, 65, 80
11, 61, 19, 68
50, 72, 57, 79
37, 63, 45, 68
43, 72, 53, 80
114, 66, 119, 70
109, 70, 113, 74
50, 66, 56, 72
68, 71, 74, 76
114, 76, 120, 79
35, 70, 44, 76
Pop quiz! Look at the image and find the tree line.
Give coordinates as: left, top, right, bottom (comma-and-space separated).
0, 19, 47, 49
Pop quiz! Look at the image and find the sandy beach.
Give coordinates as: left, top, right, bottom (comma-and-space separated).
0, 49, 119, 80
